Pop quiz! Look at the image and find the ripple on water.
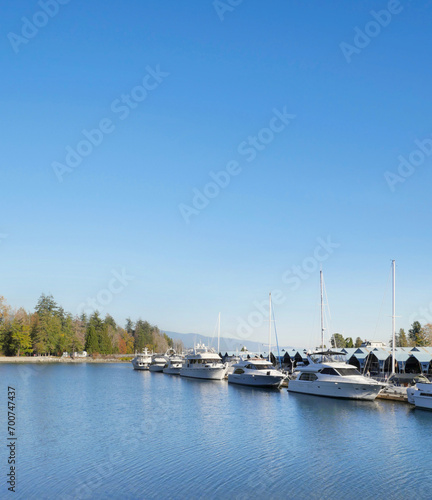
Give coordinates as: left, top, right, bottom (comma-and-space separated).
2, 363, 431, 499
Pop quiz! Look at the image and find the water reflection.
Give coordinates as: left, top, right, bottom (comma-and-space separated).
1, 363, 431, 500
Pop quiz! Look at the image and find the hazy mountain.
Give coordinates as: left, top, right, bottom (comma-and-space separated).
164, 331, 293, 353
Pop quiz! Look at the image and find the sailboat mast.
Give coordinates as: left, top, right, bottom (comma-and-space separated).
320, 269, 324, 351
269, 292, 272, 362
217, 312, 220, 354
392, 260, 396, 375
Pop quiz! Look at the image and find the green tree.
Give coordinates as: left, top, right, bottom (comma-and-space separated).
331, 333, 346, 349
10, 310, 32, 356
396, 328, 408, 347
125, 318, 134, 334
35, 294, 58, 316
134, 319, 153, 351
85, 325, 100, 354
345, 337, 354, 348
355, 337, 363, 348
408, 321, 428, 347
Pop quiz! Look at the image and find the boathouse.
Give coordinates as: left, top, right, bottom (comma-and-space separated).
347, 347, 371, 371
404, 348, 432, 374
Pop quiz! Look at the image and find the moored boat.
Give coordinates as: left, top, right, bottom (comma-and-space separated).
407, 380, 432, 410
180, 343, 227, 380
288, 350, 383, 400
149, 354, 168, 372
228, 357, 285, 387
163, 354, 184, 375
288, 270, 384, 400
131, 348, 152, 371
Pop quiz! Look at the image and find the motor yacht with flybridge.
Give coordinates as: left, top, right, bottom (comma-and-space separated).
179, 343, 227, 380
228, 357, 286, 387
288, 350, 383, 400
131, 347, 152, 371
149, 353, 169, 372
288, 269, 384, 400
163, 353, 184, 375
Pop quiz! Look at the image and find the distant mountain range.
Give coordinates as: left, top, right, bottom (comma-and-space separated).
164, 331, 294, 353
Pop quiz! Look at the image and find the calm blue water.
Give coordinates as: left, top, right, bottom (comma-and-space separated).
1, 363, 431, 500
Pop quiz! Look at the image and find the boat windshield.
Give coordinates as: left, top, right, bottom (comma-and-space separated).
311, 352, 347, 363
336, 367, 361, 376
255, 364, 274, 370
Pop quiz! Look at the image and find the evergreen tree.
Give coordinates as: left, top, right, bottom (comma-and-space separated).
396, 328, 408, 347
408, 321, 428, 346
98, 325, 112, 354
134, 319, 153, 350
125, 318, 134, 334
85, 325, 100, 354
35, 294, 58, 316
345, 337, 354, 348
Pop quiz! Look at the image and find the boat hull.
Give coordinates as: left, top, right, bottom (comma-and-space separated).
288, 380, 382, 400
131, 361, 150, 370
228, 373, 283, 387
407, 384, 432, 410
180, 367, 226, 380
163, 367, 181, 375
149, 364, 165, 373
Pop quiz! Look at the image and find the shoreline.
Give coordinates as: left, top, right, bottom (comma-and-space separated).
0, 356, 133, 364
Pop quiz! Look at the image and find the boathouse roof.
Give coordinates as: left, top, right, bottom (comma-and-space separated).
369, 348, 391, 361
407, 351, 432, 363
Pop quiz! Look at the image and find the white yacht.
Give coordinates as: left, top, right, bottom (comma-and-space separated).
131, 348, 152, 371
149, 354, 168, 372
228, 357, 286, 388
163, 354, 184, 375
288, 270, 383, 400
180, 343, 227, 380
407, 380, 432, 410
288, 350, 384, 400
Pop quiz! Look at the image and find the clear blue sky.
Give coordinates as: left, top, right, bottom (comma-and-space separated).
1, 0, 432, 348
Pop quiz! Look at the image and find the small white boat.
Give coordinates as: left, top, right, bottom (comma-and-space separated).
228, 358, 285, 387
180, 343, 227, 380
407, 381, 432, 410
163, 355, 184, 375
131, 348, 152, 371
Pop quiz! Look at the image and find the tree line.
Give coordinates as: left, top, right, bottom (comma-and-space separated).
330, 321, 432, 349
0, 294, 180, 357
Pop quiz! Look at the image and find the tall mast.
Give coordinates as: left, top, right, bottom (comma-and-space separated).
320, 269, 324, 351
391, 260, 396, 375
217, 312, 220, 353
268, 292, 272, 362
